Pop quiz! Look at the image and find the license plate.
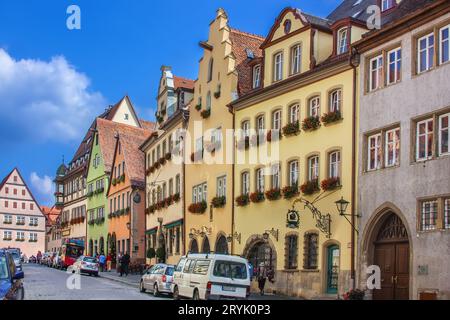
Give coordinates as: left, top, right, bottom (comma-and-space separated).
222, 285, 236, 292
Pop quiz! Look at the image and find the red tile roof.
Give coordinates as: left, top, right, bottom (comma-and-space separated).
174, 76, 195, 91
229, 28, 265, 96
41, 206, 61, 224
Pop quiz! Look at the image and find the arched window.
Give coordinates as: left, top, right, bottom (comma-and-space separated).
328, 150, 341, 179
285, 234, 298, 269
289, 104, 299, 123
190, 239, 199, 253
308, 155, 320, 181
202, 237, 210, 254
256, 168, 265, 193
206, 91, 211, 110
303, 232, 318, 269
337, 28, 348, 54
309, 96, 320, 117
241, 171, 250, 195
253, 65, 261, 88
215, 235, 229, 254
288, 160, 299, 186
273, 52, 284, 82
272, 110, 282, 130
329, 89, 342, 113
207, 58, 214, 82
241, 120, 250, 139
290, 44, 302, 75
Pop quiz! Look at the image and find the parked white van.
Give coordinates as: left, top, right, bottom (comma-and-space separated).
172, 253, 250, 300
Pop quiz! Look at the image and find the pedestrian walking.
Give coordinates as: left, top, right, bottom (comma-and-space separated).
257, 262, 267, 296
248, 262, 254, 281
106, 253, 112, 272
98, 252, 106, 272
120, 252, 130, 277
117, 252, 123, 276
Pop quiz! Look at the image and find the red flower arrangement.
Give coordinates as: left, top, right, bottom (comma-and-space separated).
321, 177, 341, 191
321, 111, 342, 125
172, 193, 180, 203
265, 188, 281, 201
282, 185, 299, 199
282, 121, 300, 137
235, 194, 250, 207
211, 196, 226, 208
165, 152, 172, 161
300, 180, 320, 195
249, 192, 265, 203
188, 201, 207, 214
302, 116, 321, 131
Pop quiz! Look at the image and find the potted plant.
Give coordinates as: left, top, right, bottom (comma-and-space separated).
87, 191, 94, 197
159, 157, 166, 166
302, 116, 321, 131
300, 180, 320, 195
282, 185, 300, 199
211, 196, 226, 208
165, 152, 172, 161
321, 177, 341, 191
282, 121, 300, 137
235, 194, 250, 207
195, 103, 202, 111
321, 110, 342, 125
111, 178, 117, 186
343, 289, 365, 300
188, 201, 207, 214
172, 193, 181, 203
214, 84, 221, 98
119, 174, 125, 183
250, 192, 265, 203
146, 248, 156, 259
165, 197, 173, 207
265, 188, 281, 201
201, 109, 211, 119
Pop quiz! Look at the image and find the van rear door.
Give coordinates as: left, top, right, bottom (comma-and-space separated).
210, 260, 250, 299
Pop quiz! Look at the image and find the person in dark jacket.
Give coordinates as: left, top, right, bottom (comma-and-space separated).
120, 252, 130, 277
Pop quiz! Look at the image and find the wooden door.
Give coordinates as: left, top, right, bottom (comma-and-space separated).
373, 243, 395, 300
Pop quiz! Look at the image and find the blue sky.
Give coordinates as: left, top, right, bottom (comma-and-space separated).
0, 0, 342, 205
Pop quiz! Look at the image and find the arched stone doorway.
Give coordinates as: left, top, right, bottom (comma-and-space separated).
202, 237, 210, 254
243, 235, 277, 277
190, 239, 199, 253
215, 235, 229, 254
365, 210, 410, 300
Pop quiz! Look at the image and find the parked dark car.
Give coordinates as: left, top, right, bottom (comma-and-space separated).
0, 249, 25, 300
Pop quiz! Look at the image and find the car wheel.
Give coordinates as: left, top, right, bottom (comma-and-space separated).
173, 286, 180, 300
140, 280, 146, 293
153, 283, 159, 297
193, 289, 200, 300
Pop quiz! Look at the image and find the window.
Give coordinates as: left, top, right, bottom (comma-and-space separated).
216, 176, 226, 198
241, 172, 250, 195
21, 203, 25, 210
5, 187, 8, 194
193, 183, 207, 203
213, 261, 247, 279
381, 0, 395, 12
416, 118, 434, 161
387, 47, 401, 84
206, 91, 211, 110
3, 231, 12, 240
291, 44, 301, 75
329, 151, 341, 178
368, 134, 382, 171
193, 260, 211, 275
273, 52, 283, 82
4, 215, 12, 224
211, 127, 222, 150
445, 199, 450, 229
303, 233, 318, 269
169, 179, 173, 197
256, 168, 265, 193
440, 25, 450, 64
196, 137, 203, 154
207, 58, 214, 82
420, 200, 438, 231
162, 183, 167, 200
309, 96, 320, 117
329, 90, 342, 113
285, 235, 298, 269
13, 189, 17, 195
308, 156, 319, 181
22, 190, 25, 196
257, 115, 265, 137
289, 104, 299, 123
176, 175, 181, 194
253, 65, 261, 88
4, 201, 8, 208
242, 121, 250, 139
337, 28, 348, 54
16, 232, 25, 241
288, 160, 299, 186
272, 110, 282, 130
369, 55, 383, 91
271, 163, 280, 189
30, 233, 38, 242
124, 113, 129, 120
418, 33, 434, 73
385, 128, 400, 167
16, 216, 25, 225
439, 113, 449, 156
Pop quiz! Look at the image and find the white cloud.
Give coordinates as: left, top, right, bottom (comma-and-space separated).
30, 172, 54, 206
0, 49, 106, 143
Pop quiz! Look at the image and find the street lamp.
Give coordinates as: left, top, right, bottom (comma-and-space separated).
335, 197, 350, 216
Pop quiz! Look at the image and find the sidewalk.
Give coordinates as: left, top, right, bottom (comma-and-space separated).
99, 271, 141, 287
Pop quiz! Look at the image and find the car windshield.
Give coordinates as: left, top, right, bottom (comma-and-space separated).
66, 246, 83, 258
213, 261, 248, 280
165, 267, 174, 276
83, 257, 97, 263
0, 256, 9, 280
11, 252, 20, 260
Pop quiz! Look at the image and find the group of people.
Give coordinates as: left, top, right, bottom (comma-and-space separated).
93, 251, 130, 277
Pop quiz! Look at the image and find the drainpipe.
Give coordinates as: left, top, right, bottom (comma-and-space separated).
231, 107, 236, 255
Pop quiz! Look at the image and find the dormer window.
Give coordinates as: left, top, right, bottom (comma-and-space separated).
273, 52, 284, 82
337, 28, 349, 54
124, 113, 129, 120
253, 65, 261, 89
381, 0, 396, 12
290, 44, 302, 75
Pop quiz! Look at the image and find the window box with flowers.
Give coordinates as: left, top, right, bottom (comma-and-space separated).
201, 109, 211, 119
87, 191, 94, 198
237, 137, 250, 150
250, 192, 265, 203
29, 239, 38, 243
165, 152, 172, 161
111, 178, 117, 186
4, 221, 12, 225
321, 177, 341, 191
188, 201, 208, 214
88, 220, 95, 226
157, 115, 164, 124
211, 196, 226, 208
321, 111, 342, 125
3, 238, 12, 241
282, 121, 300, 137
282, 185, 299, 199
302, 116, 321, 131
165, 197, 174, 207
16, 222, 25, 226
119, 174, 125, 183
343, 289, 365, 300
195, 104, 202, 111
159, 157, 166, 166
16, 239, 25, 242
172, 193, 181, 203
125, 207, 131, 214
301, 180, 320, 195
95, 187, 104, 195
265, 188, 281, 201
266, 130, 282, 142
235, 194, 250, 207
96, 217, 105, 225
108, 213, 113, 219
214, 84, 221, 99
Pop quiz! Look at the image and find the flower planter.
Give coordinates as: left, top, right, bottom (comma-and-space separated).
235, 194, 250, 207
201, 109, 211, 119
214, 91, 221, 99
250, 192, 265, 203
267, 130, 282, 142
195, 104, 202, 111
172, 193, 181, 203
343, 289, 366, 300
159, 157, 166, 166
301, 180, 320, 195
111, 179, 117, 186
87, 191, 94, 197
282, 121, 300, 136
165, 197, 173, 207
321, 177, 341, 191
321, 111, 342, 125
188, 201, 207, 214
282, 185, 300, 199
211, 196, 226, 208
302, 116, 321, 131
165, 152, 172, 161
265, 188, 281, 201
119, 174, 125, 183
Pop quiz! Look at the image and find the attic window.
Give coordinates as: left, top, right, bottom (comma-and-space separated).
246, 49, 255, 59
124, 113, 129, 120
284, 20, 292, 35
382, 0, 396, 12
337, 28, 349, 55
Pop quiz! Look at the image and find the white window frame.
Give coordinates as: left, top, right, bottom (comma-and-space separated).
273, 52, 283, 82
4, 231, 12, 240
272, 110, 282, 130
289, 104, 299, 123
291, 44, 302, 75
369, 55, 383, 91
387, 47, 402, 85
216, 176, 226, 198
439, 113, 450, 156
257, 115, 265, 135
256, 168, 265, 193
308, 156, 319, 181
271, 163, 281, 189
242, 121, 250, 139
253, 65, 261, 88
385, 128, 400, 167
329, 90, 342, 113
417, 33, 435, 74
421, 200, 438, 231
416, 118, 434, 161
329, 151, 341, 178
368, 133, 382, 171
337, 28, 348, 54
242, 172, 250, 195
309, 96, 320, 117
4, 215, 12, 224
289, 160, 299, 186
440, 25, 450, 65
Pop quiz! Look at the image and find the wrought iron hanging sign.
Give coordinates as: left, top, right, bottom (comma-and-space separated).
289, 197, 332, 238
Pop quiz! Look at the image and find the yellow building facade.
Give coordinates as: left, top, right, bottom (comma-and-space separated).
184, 8, 264, 256
230, 8, 366, 299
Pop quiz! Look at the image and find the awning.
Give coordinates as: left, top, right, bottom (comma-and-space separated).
145, 227, 158, 235
164, 219, 183, 229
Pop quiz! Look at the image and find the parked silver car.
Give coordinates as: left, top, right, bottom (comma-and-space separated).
69, 256, 99, 276
140, 264, 175, 297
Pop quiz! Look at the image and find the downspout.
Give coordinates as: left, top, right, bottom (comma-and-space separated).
182, 128, 187, 256
231, 106, 236, 255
